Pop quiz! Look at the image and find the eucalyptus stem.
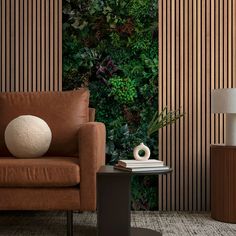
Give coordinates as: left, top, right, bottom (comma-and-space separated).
147, 107, 184, 137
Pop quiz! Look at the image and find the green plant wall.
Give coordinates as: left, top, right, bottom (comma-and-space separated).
63, 0, 158, 210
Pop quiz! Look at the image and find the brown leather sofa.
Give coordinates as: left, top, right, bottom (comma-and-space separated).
0, 89, 106, 235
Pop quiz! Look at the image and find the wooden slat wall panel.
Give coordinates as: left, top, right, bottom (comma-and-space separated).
0, 0, 62, 92
159, 0, 233, 211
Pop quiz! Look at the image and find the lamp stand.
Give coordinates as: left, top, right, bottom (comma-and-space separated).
226, 114, 236, 146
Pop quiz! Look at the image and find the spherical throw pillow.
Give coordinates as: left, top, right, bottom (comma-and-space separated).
4, 115, 52, 158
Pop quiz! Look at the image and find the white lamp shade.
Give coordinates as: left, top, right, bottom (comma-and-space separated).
211, 88, 236, 113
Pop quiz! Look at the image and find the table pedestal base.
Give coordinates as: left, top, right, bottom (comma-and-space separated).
97, 166, 170, 236
131, 227, 162, 236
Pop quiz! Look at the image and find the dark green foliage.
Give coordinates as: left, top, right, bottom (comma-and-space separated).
63, 0, 158, 210
131, 175, 158, 210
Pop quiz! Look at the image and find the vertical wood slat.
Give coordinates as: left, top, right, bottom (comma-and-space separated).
32, 0, 36, 91
162, 0, 167, 211
24, 0, 28, 92
233, 0, 236, 88
192, 0, 197, 211
175, 0, 180, 211
206, 0, 211, 210
28, 0, 32, 91
50, 0, 54, 91
196, 0, 201, 211
179, 0, 184, 211
54, 0, 58, 91
201, 0, 206, 211
184, 0, 189, 211
20, 0, 24, 91
188, 0, 193, 211
158, 0, 163, 211
211, 0, 215, 167
167, 0, 171, 211
159, 0, 233, 211
58, 0, 62, 91
215, 0, 219, 144
0, 0, 62, 93
37, 0, 41, 91
228, 0, 232, 89
6, 0, 10, 92
219, 0, 223, 144
0, 0, 1, 92
41, 0, 45, 91
1, 0, 6, 92
10, 0, 15, 92
45, 0, 49, 91
171, 0, 176, 211
15, 0, 19, 92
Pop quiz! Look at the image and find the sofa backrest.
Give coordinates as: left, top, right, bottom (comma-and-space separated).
0, 89, 89, 157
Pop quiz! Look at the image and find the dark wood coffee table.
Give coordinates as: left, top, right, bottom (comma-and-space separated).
97, 165, 172, 236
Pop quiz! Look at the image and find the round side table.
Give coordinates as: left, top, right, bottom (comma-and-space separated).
97, 165, 172, 236
211, 145, 236, 223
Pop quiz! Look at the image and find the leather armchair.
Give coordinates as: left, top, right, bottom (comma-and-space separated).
0, 89, 106, 235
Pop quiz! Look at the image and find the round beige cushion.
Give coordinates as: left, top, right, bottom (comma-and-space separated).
4, 115, 52, 158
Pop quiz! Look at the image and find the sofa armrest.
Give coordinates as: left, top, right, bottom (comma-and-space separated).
78, 122, 106, 211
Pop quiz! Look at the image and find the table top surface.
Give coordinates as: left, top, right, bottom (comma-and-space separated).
97, 165, 172, 176
211, 144, 236, 150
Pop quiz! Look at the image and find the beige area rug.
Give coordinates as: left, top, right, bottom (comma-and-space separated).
0, 211, 235, 236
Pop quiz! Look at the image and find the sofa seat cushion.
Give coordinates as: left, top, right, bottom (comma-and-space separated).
0, 157, 80, 187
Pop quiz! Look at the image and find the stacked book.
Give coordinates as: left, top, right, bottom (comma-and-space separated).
114, 159, 170, 172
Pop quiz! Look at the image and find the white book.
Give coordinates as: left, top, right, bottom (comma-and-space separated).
118, 159, 163, 168
119, 163, 164, 168
114, 164, 170, 172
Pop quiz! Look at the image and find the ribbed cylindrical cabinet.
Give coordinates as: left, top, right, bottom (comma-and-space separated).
211, 145, 236, 223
